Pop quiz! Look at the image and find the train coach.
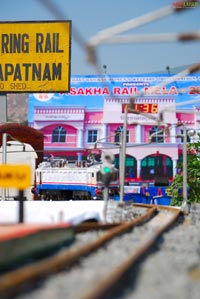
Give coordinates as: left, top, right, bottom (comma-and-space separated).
35, 159, 119, 200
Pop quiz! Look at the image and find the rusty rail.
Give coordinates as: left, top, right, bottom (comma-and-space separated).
81, 205, 181, 299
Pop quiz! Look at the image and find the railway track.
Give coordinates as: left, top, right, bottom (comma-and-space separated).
0, 203, 181, 299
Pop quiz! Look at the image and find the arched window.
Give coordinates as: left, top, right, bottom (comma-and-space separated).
114, 126, 129, 143
52, 126, 66, 143
114, 154, 136, 179
149, 126, 164, 143
141, 154, 173, 180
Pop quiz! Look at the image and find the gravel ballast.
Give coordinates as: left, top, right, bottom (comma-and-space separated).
15, 204, 200, 299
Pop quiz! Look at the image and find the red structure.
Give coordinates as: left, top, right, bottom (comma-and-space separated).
0, 123, 44, 167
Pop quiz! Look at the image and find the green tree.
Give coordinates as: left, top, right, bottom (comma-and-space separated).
167, 136, 200, 206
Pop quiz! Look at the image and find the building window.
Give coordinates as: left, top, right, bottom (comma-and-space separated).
52, 126, 66, 143
149, 126, 163, 143
180, 130, 191, 143
114, 127, 121, 143
114, 126, 129, 143
87, 130, 98, 143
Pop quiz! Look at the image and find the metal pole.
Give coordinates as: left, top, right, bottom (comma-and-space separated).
2, 133, 7, 164
103, 186, 109, 222
0, 93, 8, 200
119, 130, 122, 200
1, 133, 7, 200
119, 105, 128, 202
0, 94, 7, 123
18, 190, 24, 223
181, 123, 190, 214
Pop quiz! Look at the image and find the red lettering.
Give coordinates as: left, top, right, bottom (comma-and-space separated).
70, 87, 77, 95
130, 87, 137, 94
113, 87, 121, 94
77, 88, 84, 95
144, 87, 151, 94
85, 88, 93, 95
162, 87, 169, 94
102, 87, 109, 95
154, 87, 162, 94
121, 87, 129, 95
93, 88, 101, 95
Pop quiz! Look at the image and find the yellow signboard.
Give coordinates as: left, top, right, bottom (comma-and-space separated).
0, 21, 71, 93
0, 164, 31, 189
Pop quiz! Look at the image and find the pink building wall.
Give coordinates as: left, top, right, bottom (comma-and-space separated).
28, 72, 200, 182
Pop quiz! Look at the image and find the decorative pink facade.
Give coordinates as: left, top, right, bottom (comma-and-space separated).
29, 74, 200, 182
30, 97, 200, 182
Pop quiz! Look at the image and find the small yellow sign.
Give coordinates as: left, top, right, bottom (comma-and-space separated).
0, 21, 71, 93
0, 164, 31, 189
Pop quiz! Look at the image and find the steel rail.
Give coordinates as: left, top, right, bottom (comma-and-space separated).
81, 206, 181, 299
0, 206, 156, 296
0, 206, 181, 299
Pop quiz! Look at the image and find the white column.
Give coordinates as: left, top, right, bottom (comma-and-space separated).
137, 159, 141, 179
102, 124, 107, 140
78, 129, 83, 148
135, 124, 141, 143
170, 126, 176, 143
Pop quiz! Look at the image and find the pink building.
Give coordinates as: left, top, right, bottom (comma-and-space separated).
29, 74, 200, 182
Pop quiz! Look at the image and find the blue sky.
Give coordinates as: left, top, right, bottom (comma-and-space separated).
0, 0, 200, 75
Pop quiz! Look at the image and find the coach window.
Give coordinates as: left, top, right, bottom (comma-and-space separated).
52, 126, 66, 142
87, 130, 98, 143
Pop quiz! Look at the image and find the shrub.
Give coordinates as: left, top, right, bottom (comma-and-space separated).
167, 136, 200, 206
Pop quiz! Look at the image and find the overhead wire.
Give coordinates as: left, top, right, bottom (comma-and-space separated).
32, 0, 200, 211
37, 0, 103, 75
88, 1, 200, 46
36, 0, 200, 128
99, 32, 200, 44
